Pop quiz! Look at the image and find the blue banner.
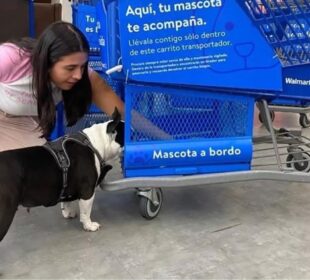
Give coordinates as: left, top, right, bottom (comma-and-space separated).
125, 138, 252, 169
117, 0, 282, 91
124, 137, 253, 177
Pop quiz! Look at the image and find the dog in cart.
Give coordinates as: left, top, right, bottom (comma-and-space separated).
0, 108, 124, 241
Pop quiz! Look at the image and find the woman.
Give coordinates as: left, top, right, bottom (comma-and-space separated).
0, 21, 124, 151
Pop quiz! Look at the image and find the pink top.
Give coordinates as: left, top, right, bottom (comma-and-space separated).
0, 43, 32, 82
0, 43, 38, 116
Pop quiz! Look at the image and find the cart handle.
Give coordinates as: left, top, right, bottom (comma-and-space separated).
106, 65, 123, 75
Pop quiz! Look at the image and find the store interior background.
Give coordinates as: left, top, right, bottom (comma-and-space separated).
0, 0, 72, 43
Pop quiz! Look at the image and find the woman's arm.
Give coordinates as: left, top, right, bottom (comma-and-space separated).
89, 70, 172, 140
89, 70, 125, 118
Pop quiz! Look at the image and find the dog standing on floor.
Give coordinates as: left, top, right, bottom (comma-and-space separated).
0, 109, 124, 241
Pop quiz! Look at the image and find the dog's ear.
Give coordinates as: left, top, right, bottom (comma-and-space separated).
107, 107, 121, 133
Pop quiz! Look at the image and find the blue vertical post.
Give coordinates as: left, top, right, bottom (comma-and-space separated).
28, 0, 35, 37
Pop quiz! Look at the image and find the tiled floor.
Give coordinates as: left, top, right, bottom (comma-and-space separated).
1, 109, 310, 279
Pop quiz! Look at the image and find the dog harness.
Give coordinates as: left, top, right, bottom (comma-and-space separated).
43, 132, 107, 201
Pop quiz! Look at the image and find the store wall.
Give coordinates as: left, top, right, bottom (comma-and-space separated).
52, 0, 73, 22
0, 0, 64, 42
0, 0, 30, 42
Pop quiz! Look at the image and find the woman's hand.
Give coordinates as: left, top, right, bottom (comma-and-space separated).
89, 70, 172, 140
131, 110, 173, 140
90, 70, 125, 118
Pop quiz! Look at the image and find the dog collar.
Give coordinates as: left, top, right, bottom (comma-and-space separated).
43, 132, 108, 202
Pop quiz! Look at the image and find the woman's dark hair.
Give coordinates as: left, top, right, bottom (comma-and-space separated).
31, 21, 92, 138
7, 37, 36, 53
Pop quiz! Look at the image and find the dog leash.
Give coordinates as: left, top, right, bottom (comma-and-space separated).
43, 132, 108, 202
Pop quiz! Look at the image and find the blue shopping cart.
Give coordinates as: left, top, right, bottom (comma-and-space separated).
72, 0, 106, 72
239, 0, 310, 126
58, 0, 310, 219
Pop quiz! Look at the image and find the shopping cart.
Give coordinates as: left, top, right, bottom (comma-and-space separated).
72, 0, 105, 72
239, 0, 310, 127
69, 0, 310, 219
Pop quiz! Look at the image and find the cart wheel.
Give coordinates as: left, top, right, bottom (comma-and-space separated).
286, 147, 304, 168
291, 152, 310, 172
258, 111, 275, 123
138, 188, 163, 220
286, 154, 293, 168
299, 113, 310, 128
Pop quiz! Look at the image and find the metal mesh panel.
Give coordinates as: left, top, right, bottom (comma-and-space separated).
127, 86, 253, 142
239, 0, 310, 66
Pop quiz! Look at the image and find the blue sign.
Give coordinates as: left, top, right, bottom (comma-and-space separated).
117, 0, 282, 91
124, 137, 253, 177
73, 4, 101, 50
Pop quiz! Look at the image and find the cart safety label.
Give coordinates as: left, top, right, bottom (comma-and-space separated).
118, 0, 282, 91
152, 146, 241, 160
125, 139, 252, 168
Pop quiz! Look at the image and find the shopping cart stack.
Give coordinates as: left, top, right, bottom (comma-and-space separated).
71, 0, 125, 98
72, 0, 104, 72
69, 0, 310, 219
59, 0, 310, 220
239, 0, 310, 106
100, 0, 286, 177
66, 0, 310, 177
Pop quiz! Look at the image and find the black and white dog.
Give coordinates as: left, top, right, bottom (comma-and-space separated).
0, 109, 124, 241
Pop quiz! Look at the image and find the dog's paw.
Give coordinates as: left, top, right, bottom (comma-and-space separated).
82, 222, 101, 232
62, 209, 77, 219
61, 202, 77, 219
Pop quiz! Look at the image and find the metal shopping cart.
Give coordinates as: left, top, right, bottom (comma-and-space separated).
69, 0, 310, 219
240, 0, 310, 126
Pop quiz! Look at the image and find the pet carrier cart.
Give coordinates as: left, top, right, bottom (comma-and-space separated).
68, 0, 310, 219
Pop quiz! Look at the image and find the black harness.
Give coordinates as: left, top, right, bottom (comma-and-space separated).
43, 132, 107, 202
